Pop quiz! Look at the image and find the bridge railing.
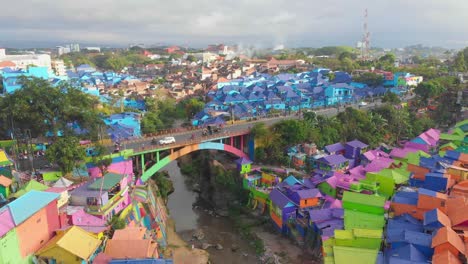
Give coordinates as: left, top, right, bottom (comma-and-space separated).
93, 100, 385, 150
133, 129, 251, 153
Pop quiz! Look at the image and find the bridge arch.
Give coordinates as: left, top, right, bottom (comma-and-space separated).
140, 142, 249, 182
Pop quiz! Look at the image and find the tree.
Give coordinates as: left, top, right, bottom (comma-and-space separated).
182, 98, 205, 120
381, 92, 401, 104
414, 81, 445, 103
104, 56, 129, 72
0, 77, 102, 139
45, 136, 86, 175
353, 72, 383, 87
186, 55, 197, 62
91, 144, 113, 176
454, 51, 467, 72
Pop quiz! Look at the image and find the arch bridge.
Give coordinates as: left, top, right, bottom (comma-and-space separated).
129, 130, 254, 182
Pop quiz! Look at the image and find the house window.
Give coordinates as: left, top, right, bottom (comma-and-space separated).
304, 199, 308, 205
87, 197, 98, 206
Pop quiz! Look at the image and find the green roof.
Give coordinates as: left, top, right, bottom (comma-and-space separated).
378, 168, 410, 184
342, 191, 386, 208
440, 142, 458, 150
88, 173, 124, 190
440, 133, 464, 141
456, 146, 468, 154
13, 180, 48, 198
333, 246, 379, 264
344, 210, 386, 229
455, 119, 468, 130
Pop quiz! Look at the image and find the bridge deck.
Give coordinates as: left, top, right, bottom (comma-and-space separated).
132, 129, 250, 155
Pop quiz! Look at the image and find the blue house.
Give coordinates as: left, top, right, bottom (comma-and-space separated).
1, 66, 50, 94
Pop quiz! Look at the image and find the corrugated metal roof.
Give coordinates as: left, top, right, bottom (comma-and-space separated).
88, 173, 124, 190
7, 190, 59, 225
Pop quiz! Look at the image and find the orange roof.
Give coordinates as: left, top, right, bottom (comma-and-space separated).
0, 61, 16, 68
217, 77, 229, 83
432, 250, 462, 264
431, 208, 452, 228
112, 226, 146, 240
432, 227, 466, 255
104, 239, 158, 259
0, 175, 12, 187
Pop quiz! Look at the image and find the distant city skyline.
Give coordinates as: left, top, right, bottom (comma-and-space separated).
1, 0, 467, 49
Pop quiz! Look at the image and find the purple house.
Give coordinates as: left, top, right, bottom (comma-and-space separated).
324, 143, 345, 155
269, 189, 297, 233
344, 139, 368, 159
69, 172, 130, 221
309, 208, 344, 240
288, 188, 322, 209
316, 154, 349, 171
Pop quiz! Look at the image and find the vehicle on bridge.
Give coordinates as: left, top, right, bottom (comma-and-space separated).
158, 136, 176, 145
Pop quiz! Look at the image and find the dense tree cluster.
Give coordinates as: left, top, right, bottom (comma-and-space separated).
252, 105, 435, 165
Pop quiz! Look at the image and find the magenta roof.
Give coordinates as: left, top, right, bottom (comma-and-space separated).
404, 141, 429, 152
425, 128, 440, 141
0, 208, 15, 237
349, 165, 366, 178
71, 208, 107, 230
46, 187, 68, 193
390, 147, 419, 159
365, 157, 395, 172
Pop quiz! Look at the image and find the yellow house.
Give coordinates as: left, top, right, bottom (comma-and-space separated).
35, 226, 102, 264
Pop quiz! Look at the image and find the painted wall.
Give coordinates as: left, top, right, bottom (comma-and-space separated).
0, 229, 22, 264
16, 207, 51, 257
45, 201, 60, 235
88, 159, 134, 178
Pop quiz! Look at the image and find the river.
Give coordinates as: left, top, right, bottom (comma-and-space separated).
165, 161, 259, 264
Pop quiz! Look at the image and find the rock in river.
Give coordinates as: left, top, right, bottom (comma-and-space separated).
193, 229, 205, 240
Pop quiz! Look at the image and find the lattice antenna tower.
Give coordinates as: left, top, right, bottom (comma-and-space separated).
361, 8, 371, 60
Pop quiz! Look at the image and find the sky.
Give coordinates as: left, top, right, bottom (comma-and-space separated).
1, 0, 468, 49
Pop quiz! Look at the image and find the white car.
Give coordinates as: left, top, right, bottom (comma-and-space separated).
358, 101, 368, 106
158, 136, 176, 145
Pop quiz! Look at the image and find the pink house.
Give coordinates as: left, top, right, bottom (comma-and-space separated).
69, 208, 108, 234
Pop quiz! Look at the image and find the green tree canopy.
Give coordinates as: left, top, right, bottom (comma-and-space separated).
382, 92, 401, 104
353, 72, 383, 87
454, 51, 467, 72
45, 136, 86, 175
414, 81, 445, 103
0, 77, 103, 139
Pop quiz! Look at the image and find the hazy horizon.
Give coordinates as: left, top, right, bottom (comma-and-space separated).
1, 0, 467, 49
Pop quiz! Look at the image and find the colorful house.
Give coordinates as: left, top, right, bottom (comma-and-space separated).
0, 175, 12, 198
36, 226, 102, 264
13, 179, 48, 198
288, 188, 322, 208
70, 172, 130, 221
67, 207, 108, 237
104, 225, 159, 259
269, 189, 297, 233
316, 154, 349, 172
235, 157, 252, 174
0, 190, 60, 263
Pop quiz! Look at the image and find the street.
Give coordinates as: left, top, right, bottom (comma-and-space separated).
19, 99, 386, 171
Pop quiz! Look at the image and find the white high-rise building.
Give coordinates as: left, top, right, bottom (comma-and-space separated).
0, 48, 52, 72
51, 59, 67, 76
